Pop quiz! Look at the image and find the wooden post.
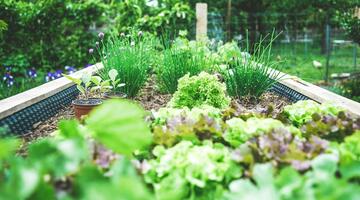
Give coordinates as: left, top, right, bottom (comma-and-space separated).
196, 3, 207, 40
226, 0, 232, 41
355, 7, 360, 19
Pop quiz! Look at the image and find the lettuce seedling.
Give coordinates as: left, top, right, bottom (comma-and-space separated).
108, 69, 125, 92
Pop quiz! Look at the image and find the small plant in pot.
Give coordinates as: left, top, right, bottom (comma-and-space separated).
103, 69, 127, 99
63, 73, 104, 119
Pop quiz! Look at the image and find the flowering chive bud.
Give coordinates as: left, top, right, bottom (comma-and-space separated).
130, 41, 135, 46
27, 68, 37, 78
45, 72, 54, 82
5, 66, 11, 72
138, 31, 143, 37
98, 32, 104, 39
95, 41, 99, 46
120, 32, 125, 37
3, 73, 14, 87
55, 70, 62, 78
65, 66, 76, 74
7, 80, 14, 87
89, 48, 94, 54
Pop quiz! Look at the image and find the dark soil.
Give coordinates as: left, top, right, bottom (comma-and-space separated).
134, 75, 172, 110
233, 92, 291, 115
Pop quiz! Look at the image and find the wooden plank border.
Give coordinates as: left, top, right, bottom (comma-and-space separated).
0, 63, 103, 119
277, 71, 360, 116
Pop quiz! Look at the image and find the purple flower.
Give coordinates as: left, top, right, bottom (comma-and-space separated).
45, 72, 55, 82
3, 73, 14, 87
54, 70, 62, 78
84, 64, 92, 68
89, 48, 94, 54
5, 66, 12, 72
27, 68, 37, 78
65, 66, 76, 74
98, 32, 104, 39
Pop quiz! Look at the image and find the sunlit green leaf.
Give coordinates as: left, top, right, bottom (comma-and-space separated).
109, 69, 118, 82
86, 100, 152, 157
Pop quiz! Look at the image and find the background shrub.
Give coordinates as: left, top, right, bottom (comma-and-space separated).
0, 0, 194, 99
169, 72, 230, 109
0, 0, 109, 70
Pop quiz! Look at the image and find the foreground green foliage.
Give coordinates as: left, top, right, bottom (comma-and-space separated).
0, 100, 153, 200
1, 98, 360, 199
168, 72, 230, 109
144, 141, 242, 200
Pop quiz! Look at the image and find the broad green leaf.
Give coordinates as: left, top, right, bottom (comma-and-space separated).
109, 69, 118, 82
63, 74, 81, 85
28, 180, 55, 200
91, 76, 102, 86
253, 163, 274, 187
90, 86, 101, 92
86, 100, 152, 157
117, 83, 126, 88
81, 73, 91, 84
155, 172, 188, 200
0, 138, 19, 160
85, 80, 92, 88
339, 161, 360, 180
58, 120, 83, 139
28, 138, 88, 178
76, 85, 86, 95
101, 80, 111, 87
311, 154, 338, 177
111, 159, 154, 200
5, 159, 40, 199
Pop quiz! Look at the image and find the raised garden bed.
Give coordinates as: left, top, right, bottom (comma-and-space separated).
1, 35, 360, 199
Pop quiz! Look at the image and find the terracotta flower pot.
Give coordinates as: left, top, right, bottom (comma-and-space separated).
103, 92, 127, 100
72, 98, 103, 119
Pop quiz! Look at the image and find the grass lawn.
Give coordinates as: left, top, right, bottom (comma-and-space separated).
272, 43, 360, 83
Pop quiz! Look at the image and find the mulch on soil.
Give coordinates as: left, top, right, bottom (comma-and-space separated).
20, 76, 171, 143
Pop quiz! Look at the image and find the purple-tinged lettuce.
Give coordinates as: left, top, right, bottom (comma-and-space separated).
300, 111, 360, 142
283, 100, 343, 126
231, 128, 328, 171
224, 117, 301, 148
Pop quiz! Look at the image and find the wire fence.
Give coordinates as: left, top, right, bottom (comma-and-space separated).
206, 11, 359, 83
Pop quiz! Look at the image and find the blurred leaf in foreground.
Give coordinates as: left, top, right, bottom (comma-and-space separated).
86, 99, 152, 157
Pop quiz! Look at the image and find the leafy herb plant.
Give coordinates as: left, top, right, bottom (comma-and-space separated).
63, 72, 109, 99
156, 37, 213, 94
223, 32, 283, 98
95, 32, 154, 98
